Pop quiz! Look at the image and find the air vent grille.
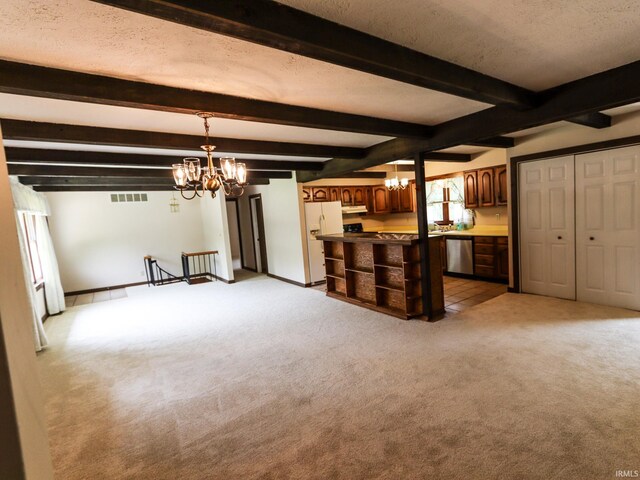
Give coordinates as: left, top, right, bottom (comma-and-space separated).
110, 193, 148, 203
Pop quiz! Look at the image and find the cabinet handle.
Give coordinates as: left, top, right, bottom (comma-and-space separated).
557, 236, 562, 240
589, 237, 595, 241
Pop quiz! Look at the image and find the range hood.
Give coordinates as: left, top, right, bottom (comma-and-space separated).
341, 205, 368, 215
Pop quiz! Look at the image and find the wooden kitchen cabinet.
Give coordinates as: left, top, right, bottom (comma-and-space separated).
329, 186, 341, 202
352, 186, 367, 206
372, 186, 391, 214
389, 183, 415, 213
496, 237, 509, 280
312, 187, 329, 202
464, 171, 479, 208
477, 168, 496, 207
494, 165, 508, 206
341, 187, 354, 206
302, 187, 312, 202
473, 236, 508, 282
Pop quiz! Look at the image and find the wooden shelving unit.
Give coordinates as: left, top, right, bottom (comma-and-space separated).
322, 238, 428, 319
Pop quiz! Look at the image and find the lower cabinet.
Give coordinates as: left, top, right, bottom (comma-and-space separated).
473, 236, 508, 282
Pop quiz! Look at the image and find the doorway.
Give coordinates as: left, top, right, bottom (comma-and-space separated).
249, 194, 268, 274
225, 199, 244, 271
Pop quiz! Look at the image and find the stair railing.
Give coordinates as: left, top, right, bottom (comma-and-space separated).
144, 256, 183, 286
181, 251, 218, 285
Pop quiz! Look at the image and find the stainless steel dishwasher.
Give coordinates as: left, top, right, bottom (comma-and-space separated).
445, 238, 473, 274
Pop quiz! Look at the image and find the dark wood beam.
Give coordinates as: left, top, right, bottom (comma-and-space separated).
0, 61, 430, 139
7, 163, 290, 179
32, 181, 269, 192
325, 171, 386, 179
92, 0, 534, 109
298, 60, 640, 181
4, 147, 324, 171
422, 152, 472, 162
1, 120, 360, 159
18, 173, 290, 185
565, 112, 612, 129
468, 136, 515, 148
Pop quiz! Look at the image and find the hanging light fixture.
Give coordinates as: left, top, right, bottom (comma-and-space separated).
385, 161, 409, 191
172, 112, 248, 199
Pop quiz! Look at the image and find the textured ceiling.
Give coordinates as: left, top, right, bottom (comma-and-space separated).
281, 0, 640, 91
0, 0, 639, 163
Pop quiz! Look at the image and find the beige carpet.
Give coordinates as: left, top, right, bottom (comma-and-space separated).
39, 273, 640, 479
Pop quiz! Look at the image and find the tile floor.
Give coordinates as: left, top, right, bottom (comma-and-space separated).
443, 276, 507, 312
65, 288, 128, 307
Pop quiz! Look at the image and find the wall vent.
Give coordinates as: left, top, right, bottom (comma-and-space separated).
110, 193, 148, 203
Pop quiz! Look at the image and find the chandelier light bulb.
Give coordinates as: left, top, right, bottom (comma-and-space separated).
172, 164, 188, 187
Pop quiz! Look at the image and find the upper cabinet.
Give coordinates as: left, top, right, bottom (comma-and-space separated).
372, 186, 391, 214
464, 171, 479, 208
464, 165, 508, 208
352, 186, 367, 206
341, 187, 354, 206
494, 165, 508, 206
477, 168, 495, 207
312, 187, 330, 202
329, 186, 341, 203
302, 187, 312, 202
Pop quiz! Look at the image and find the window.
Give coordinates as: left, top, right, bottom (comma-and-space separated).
426, 176, 466, 225
20, 214, 43, 285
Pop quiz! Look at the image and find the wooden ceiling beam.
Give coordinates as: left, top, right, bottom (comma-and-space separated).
4, 147, 324, 171
92, 0, 534, 109
31, 180, 270, 192
565, 112, 612, 129
8, 163, 290, 179
298, 60, 640, 181
1, 120, 360, 159
0, 61, 430, 138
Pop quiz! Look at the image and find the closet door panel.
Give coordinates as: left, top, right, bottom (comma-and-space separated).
576, 145, 640, 310
519, 156, 575, 300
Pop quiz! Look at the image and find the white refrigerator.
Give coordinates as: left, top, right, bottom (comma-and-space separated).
304, 201, 343, 284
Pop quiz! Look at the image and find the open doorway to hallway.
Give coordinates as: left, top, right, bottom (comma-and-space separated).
249, 194, 268, 274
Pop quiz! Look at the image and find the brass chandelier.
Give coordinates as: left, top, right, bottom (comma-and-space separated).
172, 112, 248, 199
385, 161, 409, 191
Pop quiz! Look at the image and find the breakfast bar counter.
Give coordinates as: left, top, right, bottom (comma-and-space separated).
316, 233, 444, 319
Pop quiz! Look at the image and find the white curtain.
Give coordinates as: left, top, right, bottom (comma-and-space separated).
14, 213, 49, 351
9, 177, 65, 351
35, 215, 66, 315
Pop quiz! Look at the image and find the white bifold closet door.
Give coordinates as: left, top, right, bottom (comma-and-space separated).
519, 156, 576, 299
575, 146, 640, 310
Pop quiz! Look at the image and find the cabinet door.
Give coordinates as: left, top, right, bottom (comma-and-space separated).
329, 187, 341, 202
496, 242, 509, 280
312, 187, 329, 202
464, 171, 479, 208
399, 184, 415, 212
494, 166, 508, 206
389, 189, 401, 212
352, 186, 366, 206
341, 187, 354, 206
302, 187, 312, 202
478, 168, 496, 207
364, 187, 374, 214
372, 186, 391, 213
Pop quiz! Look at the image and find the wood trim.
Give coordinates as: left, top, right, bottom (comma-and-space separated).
414, 153, 435, 320
510, 135, 640, 163
65, 280, 149, 296
182, 250, 219, 257
267, 273, 311, 288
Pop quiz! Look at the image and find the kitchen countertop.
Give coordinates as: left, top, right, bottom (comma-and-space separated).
316, 232, 441, 246
365, 225, 509, 237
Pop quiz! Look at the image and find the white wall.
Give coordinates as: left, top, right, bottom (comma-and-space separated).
0, 126, 54, 479
240, 177, 310, 284
200, 194, 234, 282
46, 191, 208, 292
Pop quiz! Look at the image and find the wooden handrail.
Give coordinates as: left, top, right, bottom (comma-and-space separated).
182, 250, 218, 257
